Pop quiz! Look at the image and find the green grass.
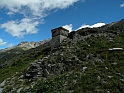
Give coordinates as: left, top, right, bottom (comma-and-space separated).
0, 26, 124, 93
22, 35, 124, 93
0, 47, 51, 83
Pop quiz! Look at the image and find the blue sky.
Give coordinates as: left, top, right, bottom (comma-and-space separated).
0, 0, 124, 49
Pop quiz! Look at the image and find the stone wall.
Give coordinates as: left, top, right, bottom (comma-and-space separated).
51, 27, 69, 37
51, 27, 69, 50
51, 35, 68, 50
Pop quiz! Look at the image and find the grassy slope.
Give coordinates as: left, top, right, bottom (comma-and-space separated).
27, 35, 124, 93
0, 20, 124, 93
0, 47, 51, 83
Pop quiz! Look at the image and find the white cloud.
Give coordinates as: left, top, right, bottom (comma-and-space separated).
120, 3, 124, 7
77, 23, 106, 30
90, 23, 106, 28
0, 0, 79, 37
0, 0, 79, 18
62, 24, 73, 32
62, 23, 105, 32
0, 38, 7, 46
6, 12, 14, 15
1, 18, 39, 38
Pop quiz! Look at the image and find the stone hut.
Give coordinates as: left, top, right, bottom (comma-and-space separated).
51, 27, 69, 50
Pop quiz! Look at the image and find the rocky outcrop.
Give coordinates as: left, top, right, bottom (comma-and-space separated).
16, 38, 51, 49
25, 55, 65, 79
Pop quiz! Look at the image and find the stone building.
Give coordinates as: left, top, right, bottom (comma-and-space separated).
51, 27, 69, 50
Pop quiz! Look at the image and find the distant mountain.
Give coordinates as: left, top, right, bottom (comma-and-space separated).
0, 19, 124, 93
0, 38, 51, 52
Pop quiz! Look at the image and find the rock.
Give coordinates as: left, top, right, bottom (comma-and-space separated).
37, 61, 42, 64
107, 91, 110, 93
0, 88, 3, 93
83, 67, 87, 71
24, 86, 30, 91
19, 79, 24, 82
111, 62, 117, 65
0, 80, 6, 87
97, 76, 101, 81
19, 75, 24, 79
108, 48, 123, 51
105, 67, 108, 69
37, 72, 42, 75
26, 74, 31, 77
108, 76, 113, 78
120, 79, 124, 82
17, 88, 23, 93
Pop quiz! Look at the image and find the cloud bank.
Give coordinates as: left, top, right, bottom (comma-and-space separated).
62, 24, 73, 32
77, 23, 105, 30
0, 38, 7, 46
0, 0, 79, 38
62, 23, 106, 32
0, 0, 79, 17
1, 18, 39, 38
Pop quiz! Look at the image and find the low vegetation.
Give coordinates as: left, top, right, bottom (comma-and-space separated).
26, 34, 124, 93
0, 19, 124, 93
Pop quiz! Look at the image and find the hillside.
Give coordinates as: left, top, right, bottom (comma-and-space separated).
0, 39, 51, 68
0, 19, 124, 93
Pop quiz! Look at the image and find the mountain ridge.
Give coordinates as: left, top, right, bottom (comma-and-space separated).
0, 38, 51, 52
0, 19, 124, 93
